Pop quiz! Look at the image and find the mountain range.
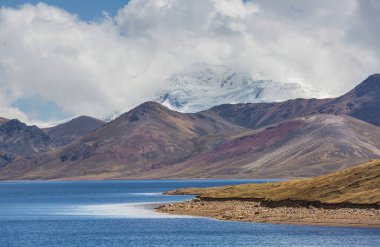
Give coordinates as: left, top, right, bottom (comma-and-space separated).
0, 74, 379, 180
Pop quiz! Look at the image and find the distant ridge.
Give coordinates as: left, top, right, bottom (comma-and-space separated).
44, 116, 106, 146
0, 74, 379, 180
203, 74, 380, 128
317, 74, 380, 126
0, 119, 52, 167
138, 114, 380, 178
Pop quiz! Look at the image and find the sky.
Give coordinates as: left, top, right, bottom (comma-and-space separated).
0, 0, 129, 20
0, 0, 379, 126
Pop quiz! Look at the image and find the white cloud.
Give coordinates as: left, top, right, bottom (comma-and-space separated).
0, 0, 378, 124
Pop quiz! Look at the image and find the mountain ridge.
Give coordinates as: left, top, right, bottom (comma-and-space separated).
135, 114, 380, 179
0, 101, 247, 180
44, 116, 106, 146
316, 74, 380, 126
0, 74, 379, 180
203, 74, 380, 129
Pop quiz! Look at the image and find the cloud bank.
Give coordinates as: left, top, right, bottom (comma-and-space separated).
0, 0, 378, 124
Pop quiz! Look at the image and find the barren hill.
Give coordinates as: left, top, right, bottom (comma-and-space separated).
0, 102, 246, 180
44, 116, 106, 146
138, 114, 380, 178
187, 159, 380, 207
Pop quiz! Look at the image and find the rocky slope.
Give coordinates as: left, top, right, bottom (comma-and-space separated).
202, 98, 331, 129
2, 112, 378, 180
317, 74, 380, 126
0, 119, 52, 167
0, 102, 247, 179
0, 116, 106, 173
138, 114, 380, 178
0, 117, 9, 125
44, 116, 106, 146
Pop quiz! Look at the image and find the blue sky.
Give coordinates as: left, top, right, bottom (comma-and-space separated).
0, 0, 130, 20
1, 0, 131, 122
13, 96, 67, 122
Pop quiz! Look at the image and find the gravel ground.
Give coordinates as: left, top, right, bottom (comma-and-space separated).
156, 199, 380, 227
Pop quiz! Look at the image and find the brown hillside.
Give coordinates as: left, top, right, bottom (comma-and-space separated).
196, 159, 380, 206
0, 102, 246, 180
317, 74, 380, 126
138, 114, 380, 179
44, 116, 106, 146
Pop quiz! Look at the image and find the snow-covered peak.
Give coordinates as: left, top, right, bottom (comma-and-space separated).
156, 64, 329, 112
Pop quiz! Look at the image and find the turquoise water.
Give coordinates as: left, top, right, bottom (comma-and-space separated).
0, 180, 379, 246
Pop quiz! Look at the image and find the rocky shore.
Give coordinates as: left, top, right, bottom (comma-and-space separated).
156, 199, 380, 227
157, 160, 380, 227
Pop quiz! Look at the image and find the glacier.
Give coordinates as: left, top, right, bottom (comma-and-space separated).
156, 64, 329, 113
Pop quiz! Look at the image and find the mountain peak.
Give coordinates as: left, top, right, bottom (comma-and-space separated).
367, 73, 380, 79
45, 115, 106, 146
132, 101, 170, 115
0, 119, 51, 156
314, 73, 380, 126
72, 116, 100, 121
156, 64, 329, 113
0, 119, 28, 134
138, 101, 166, 110
352, 73, 380, 98
120, 101, 173, 122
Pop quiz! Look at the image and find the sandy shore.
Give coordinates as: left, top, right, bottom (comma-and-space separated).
156, 199, 380, 227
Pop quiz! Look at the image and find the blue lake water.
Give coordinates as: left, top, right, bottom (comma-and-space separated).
0, 180, 379, 247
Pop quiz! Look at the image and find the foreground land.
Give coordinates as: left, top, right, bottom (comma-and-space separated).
157, 160, 380, 227
157, 199, 380, 227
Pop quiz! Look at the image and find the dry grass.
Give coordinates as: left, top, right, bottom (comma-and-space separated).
170, 160, 380, 206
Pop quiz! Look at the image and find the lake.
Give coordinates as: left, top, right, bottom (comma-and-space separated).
0, 180, 379, 246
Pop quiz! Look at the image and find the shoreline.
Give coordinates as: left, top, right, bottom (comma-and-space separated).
156, 199, 380, 228
0, 178, 288, 182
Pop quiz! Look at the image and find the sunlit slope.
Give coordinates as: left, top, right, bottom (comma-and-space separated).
195, 160, 380, 206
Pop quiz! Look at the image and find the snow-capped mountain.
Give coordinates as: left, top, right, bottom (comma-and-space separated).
156, 65, 329, 112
